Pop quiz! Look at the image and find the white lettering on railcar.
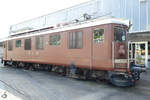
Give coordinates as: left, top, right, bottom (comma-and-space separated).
115, 59, 128, 63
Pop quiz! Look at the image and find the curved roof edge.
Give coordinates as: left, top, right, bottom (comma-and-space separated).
3, 18, 129, 41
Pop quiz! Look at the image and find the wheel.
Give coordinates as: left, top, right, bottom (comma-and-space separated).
48, 66, 52, 72
24, 63, 29, 70
4, 61, 7, 66
84, 70, 92, 80
1, 58, 3, 63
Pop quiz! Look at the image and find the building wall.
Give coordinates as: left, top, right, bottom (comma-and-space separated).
110, 0, 150, 32
128, 31, 150, 42
10, 0, 150, 34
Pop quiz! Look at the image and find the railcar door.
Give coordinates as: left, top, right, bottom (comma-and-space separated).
112, 26, 128, 71
92, 26, 111, 70
3, 41, 7, 60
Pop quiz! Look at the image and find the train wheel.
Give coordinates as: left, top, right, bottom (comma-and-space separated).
1, 58, 3, 64
4, 61, 7, 66
62, 67, 66, 76
66, 68, 70, 77
48, 66, 52, 72
84, 70, 92, 80
29, 64, 35, 71
12, 62, 17, 68
24, 63, 29, 70
16, 62, 20, 68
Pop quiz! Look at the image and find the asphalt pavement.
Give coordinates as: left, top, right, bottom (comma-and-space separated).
0, 47, 150, 100
0, 62, 150, 100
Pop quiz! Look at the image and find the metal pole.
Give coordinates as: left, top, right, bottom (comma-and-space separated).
145, 42, 148, 67
131, 42, 133, 61
112, 42, 115, 68
135, 43, 137, 65
125, 0, 126, 18
119, 0, 121, 17
139, 1, 141, 31
90, 29, 93, 70
128, 41, 130, 69
146, 1, 149, 30
131, 0, 134, 31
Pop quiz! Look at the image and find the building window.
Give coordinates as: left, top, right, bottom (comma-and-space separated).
93, 28, 104, 43
8, 40, 13, 51
49, 34, 61, 46
68, 31, 83, 49
16, 40, 21, 48
24, 38, 31, 50
36, 36, 44, 50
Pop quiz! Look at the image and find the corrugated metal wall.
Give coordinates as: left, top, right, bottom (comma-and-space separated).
10, 0, 150, 34
110, 0, 150, 32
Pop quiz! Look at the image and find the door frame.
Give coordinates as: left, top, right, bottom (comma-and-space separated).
128, 41, 148, 68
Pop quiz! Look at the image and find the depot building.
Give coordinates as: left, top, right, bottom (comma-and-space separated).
127, 31, 150, 69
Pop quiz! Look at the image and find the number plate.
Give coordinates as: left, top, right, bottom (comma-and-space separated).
115, 59, 128, 63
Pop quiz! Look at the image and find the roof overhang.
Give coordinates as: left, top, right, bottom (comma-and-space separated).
128, 30, 150, 42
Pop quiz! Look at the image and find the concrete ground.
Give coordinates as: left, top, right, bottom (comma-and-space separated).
0, 62, 150, 100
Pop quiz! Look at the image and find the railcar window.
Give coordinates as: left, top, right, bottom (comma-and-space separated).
49, 34, 61, 46
93, 29, 104, 43
16, 40, 21, 48
114, 27, 126, 42
3, 43, 5, 48
68, 31, 83, 49
36, 36, 44, 50
8, 41, 13, 51
25, 38, 31, 50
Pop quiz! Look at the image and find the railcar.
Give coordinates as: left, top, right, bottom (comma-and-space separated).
1, 18, 145, 86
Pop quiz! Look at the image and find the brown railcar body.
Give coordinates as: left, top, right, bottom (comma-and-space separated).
3, 23, 122, 71
3, 18, 143, 87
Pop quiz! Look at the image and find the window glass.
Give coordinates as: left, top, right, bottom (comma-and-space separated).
93, 29, 104, 43
69, 32, 73, 49
16, 40, 21, 48
8, 41, 13, 51
68, 31, 83, 49
25, 38, 31, 50
49, 34, 61, 46
36, 36, 44, 50
3, 43, 5, 48
114, 27, 126, 42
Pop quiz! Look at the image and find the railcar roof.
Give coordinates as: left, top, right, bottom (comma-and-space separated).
3, 18, 129, 41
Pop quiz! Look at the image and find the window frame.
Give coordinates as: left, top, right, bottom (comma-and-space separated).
3, 42, 5, 48
8, 40, 13, 51
68, 31, 83, 49
93, 28, 104, 44
24, 38, 31, 50
16, 40, 22, 48
49, 33, 61, 46
35, 36, 44, 50
114, 26, 126, 42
